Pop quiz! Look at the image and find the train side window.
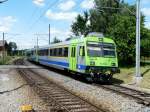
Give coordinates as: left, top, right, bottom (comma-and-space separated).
74, 47, 76, 57
45, 49, 48, 56
56, 48, 58, 56
64, 47, 68, 57
51, 49, 54, 56
50, 49, 52, 56
56, 48, 59, 56
82, 46, 85, 56
71, 47, 74, 57
54, 48, 57, 56
47, 49, 48, 55
79, 46, 85, 56
72, 47, 75, 57
58, 48, 62, 56
39, 50, 41, 56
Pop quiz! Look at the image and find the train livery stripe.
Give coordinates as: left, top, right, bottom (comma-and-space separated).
39, 59, 69, 67
38, 58, 86, 70
76, 64, 86, 70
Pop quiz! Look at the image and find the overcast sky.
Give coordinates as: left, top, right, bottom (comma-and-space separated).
0, 0, 149, 49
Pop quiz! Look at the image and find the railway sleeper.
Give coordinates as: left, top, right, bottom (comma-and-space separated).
60, 101, 83, 105
64, 104, 89, 108
49, 95, 74, 99
58, 99, 80, 102
69, 107, 96, 112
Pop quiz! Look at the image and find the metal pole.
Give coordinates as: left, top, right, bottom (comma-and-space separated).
36, 35, 39, 62
36, 35, 38, 53
49, 24, 50, 45
2, 32, 4, 64
135, 0, 141, 77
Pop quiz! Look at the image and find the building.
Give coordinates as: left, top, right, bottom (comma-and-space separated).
0, 40, 8, 57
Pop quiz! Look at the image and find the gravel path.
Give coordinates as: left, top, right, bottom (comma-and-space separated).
122, 83, 150, 94
25, 60, 150, 112
0, 68, 50, 112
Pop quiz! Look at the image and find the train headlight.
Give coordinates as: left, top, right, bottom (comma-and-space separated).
105, 71, 111, 74
90, 61, 95, 66
111, 63, 116, 66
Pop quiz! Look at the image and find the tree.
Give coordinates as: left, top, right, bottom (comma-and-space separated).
7, 42, 17, 56
71, 0, 150, 65
71, 11, 90, 36
141, 29, 150, 58
52, 37, 61, 43
106, 14, 136, 64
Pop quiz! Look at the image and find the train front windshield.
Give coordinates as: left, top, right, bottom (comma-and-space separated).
87, 42, 116, 57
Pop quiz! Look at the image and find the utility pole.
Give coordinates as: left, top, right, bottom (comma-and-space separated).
49, 24, 50, 45
36, 34, 39, 62
135, 0, 141, 80
2, 32, 4, 64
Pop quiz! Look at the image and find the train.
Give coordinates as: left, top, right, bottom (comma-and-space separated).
26, 33, 119, 82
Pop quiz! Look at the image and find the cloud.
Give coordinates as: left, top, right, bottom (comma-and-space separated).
58, 0, 76, 11
80, 0, 94, 9
33, 0, 45, 6
45, 10, 78, 21
145, 21, 150, 29
142, 8, 150, 16
50, 27, 72, 40
0, 16, 16, 32
141, 0, 150, 5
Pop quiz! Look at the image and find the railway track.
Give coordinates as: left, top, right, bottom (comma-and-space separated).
94, 84, 150, 106
14, 59, 104, 112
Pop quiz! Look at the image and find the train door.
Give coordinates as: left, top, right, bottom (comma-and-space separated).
69, 45, 77, 71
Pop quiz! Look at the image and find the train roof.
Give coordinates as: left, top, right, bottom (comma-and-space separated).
28, 36, 115, 51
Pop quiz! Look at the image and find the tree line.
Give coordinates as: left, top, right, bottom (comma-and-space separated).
71, 0, 150, 65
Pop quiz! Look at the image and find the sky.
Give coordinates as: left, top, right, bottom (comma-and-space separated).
0, 0, 149, 49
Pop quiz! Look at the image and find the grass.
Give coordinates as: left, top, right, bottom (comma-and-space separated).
113, 63, 150, 89
0, 56, 20, 65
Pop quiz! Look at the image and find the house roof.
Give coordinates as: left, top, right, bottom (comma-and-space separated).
0, 40, 7, 47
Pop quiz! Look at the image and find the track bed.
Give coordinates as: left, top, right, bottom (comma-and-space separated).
15, 59, 103, 112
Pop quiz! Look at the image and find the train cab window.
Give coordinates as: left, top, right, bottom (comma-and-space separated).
79, 46, 85, 56
64, 47, 68, 57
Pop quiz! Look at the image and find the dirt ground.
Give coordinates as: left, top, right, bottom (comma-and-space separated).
0, 68, 50, 112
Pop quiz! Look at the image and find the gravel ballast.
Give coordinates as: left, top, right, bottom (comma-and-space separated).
0, 68, 50, 112
25, 60, 150, 112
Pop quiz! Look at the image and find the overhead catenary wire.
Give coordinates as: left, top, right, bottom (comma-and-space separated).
28, 0, 61, 32
27, 0, 52, 25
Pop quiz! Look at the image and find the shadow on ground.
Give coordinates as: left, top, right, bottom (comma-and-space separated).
29, 61, 124, 85
141, 68, 150, 77
110, 78, 124, 84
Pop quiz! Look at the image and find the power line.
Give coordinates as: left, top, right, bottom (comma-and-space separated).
27, 7, 40, 24
28, 0, 60, 32
114, 0, 136, 15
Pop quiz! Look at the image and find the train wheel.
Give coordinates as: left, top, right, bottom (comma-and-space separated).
85, 77, 93, 83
